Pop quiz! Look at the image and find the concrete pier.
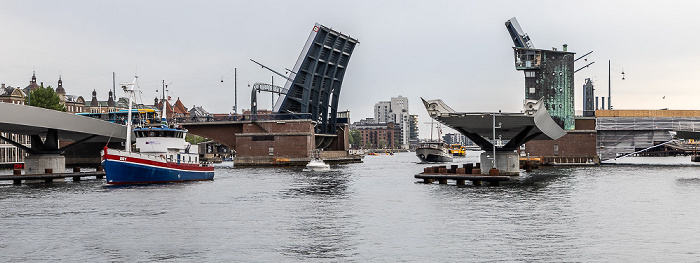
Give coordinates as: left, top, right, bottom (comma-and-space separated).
480, 151, 519, 176
24, 154, 66, 182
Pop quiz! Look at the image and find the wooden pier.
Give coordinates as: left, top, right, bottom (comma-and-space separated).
415, 164, 510, 186
0, 167, 105, 185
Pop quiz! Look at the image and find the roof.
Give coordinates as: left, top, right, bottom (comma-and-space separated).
173, 98, 188, 114
64, 95, 84, 103
0, 86, 24, 97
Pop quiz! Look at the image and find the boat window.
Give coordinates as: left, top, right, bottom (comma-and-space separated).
149, 131, 156, 137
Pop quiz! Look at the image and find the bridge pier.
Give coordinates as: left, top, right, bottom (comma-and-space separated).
24, 154, 66, 182
479, 151, 520, 176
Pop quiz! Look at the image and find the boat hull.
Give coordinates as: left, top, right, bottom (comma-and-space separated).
416, 148, 453, 163
102, 150, 214, 185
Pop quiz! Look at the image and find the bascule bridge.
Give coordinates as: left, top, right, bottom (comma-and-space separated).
181, 23, 360, 166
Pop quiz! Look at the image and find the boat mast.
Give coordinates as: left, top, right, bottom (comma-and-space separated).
123, 77, 137, 153
161, 87, 168, 127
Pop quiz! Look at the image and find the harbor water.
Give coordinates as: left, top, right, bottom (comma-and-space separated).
2, 152, 700, 262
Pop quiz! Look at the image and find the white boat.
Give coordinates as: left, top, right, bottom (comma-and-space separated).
416, 142, 453, 163
305, 158, 330, 171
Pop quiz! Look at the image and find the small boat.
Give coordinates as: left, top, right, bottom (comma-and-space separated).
416, 141, 453, 163
447, 144, 466, 157
101, 79, 214, 184
305, 158, 330, 171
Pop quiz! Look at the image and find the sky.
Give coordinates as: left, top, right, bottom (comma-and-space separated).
2, 1, 700, 139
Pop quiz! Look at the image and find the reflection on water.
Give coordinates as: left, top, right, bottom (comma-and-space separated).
280, 169, 358, 260
3, 153, 700, 261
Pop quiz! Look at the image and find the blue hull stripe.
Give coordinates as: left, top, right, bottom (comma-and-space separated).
103, 159, 214, 184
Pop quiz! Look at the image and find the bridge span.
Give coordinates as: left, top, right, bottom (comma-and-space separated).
0, 103, 129, 174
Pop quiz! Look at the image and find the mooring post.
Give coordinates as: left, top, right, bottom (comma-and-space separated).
72, 167, 81, 181
44, 168, 53, 183
423, 178, 434, 184
96, 166, 104, 179
438, 179, 448, 184
456, 179, 466, 185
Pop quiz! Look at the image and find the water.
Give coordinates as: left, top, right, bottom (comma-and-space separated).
2, 152, 700, 262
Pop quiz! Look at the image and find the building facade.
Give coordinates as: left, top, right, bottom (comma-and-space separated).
443, 133, 476, 147
373, 96, 411, 149
356, 122, 397, 149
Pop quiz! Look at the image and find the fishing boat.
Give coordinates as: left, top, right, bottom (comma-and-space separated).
416, 141, 453, 163
101, 80, 214, 184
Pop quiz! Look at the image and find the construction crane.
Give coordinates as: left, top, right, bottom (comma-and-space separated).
505, 17, 535, 49
250, 82, 287, 115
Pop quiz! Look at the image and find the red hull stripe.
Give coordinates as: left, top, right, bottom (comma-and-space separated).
103, 152, 214, 172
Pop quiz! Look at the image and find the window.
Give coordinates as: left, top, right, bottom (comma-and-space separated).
524, 71, 535, 78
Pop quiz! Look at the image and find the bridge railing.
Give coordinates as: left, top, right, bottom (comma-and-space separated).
173, 113, 313, 124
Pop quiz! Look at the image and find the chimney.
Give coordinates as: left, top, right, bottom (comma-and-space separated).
1, 83, 5, 89
563, 44, 568, 52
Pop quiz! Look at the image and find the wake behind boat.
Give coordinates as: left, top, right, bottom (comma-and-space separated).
101, 79, 214, 185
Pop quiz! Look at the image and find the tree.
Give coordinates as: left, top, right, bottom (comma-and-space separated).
28, 85, 66, 111
379, 139, 388, 149
349, 129, 361, 148
185, 134, 208, 145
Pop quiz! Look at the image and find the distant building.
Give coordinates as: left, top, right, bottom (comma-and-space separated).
355, 122, 397, 149
0, 78, 32, 165
53, 76, 86, 113
350, 117, 377, 130
373, 96, 411, 149
22, 71, 41, 96
443, 133, 476, 147
409, 114, 419, 148
84, 89, 119, 113
190, 105, 213, 122
0, 84, 26, 104
0, 132, 29, 166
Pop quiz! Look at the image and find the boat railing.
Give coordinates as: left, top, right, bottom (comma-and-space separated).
107, 148, 166, 162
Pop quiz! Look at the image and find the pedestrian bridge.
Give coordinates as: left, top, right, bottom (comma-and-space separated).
0, 103, 129, 154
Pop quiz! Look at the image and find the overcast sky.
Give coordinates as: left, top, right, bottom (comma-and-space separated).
2, 1, 700, 138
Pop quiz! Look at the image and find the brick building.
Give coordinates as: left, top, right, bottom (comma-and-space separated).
356, 122, 397, 149
522, 117, 598, 164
